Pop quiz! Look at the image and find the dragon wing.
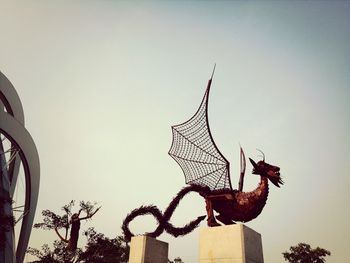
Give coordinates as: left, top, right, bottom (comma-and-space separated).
168, 67, 232, 191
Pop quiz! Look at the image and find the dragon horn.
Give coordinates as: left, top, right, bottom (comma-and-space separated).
256, 148, 265, 162
249, 158, 258, 169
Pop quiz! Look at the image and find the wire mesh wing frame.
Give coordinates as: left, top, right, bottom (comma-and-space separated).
168, 69, 232, 191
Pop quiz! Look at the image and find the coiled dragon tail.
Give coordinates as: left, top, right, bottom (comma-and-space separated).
122, 184, 210, 242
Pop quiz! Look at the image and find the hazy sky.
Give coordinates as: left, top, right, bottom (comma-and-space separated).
1, 1, 350, 262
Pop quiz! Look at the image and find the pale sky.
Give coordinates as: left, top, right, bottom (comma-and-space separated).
1, 1, 350, 262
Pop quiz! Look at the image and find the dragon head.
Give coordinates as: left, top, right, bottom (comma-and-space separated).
249, 155, 283, 188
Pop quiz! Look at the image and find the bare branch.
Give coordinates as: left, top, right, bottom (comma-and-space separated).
79, 206, 101, 221
54, 226, 68, 243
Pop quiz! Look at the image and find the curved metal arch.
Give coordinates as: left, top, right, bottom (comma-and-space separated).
0, 71, 24, 124
0, 112, 40, 263
0, 71, 40, 263
0, 71, 24, 196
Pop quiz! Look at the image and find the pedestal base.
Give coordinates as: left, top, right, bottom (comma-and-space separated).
128, 235, 169, 263
199, 224, 264, 263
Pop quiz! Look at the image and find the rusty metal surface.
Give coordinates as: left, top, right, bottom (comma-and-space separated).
123, 69, 283, 241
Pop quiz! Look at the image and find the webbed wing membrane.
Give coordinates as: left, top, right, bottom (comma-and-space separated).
168, 69, 232, 191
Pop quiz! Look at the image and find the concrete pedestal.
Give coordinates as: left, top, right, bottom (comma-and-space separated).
128, 235, 168, 263
199, 224, 264, 263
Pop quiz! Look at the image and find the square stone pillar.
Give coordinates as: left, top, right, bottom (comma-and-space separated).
128, 235, 169, 263
199, 224, 264, 263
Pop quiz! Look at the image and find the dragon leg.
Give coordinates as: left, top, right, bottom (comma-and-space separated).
205, 198, 220, 227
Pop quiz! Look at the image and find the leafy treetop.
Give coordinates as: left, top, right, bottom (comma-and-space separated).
283, 242, 331, 263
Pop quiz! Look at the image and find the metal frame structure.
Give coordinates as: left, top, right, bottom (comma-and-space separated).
0, 71, 40, 263
123, 68, 283, 239
168, 66, 232, 191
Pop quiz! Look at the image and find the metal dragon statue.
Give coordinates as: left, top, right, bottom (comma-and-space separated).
122, 67, 283, 241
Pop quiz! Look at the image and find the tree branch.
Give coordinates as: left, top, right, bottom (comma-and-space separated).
79, 206, 101, 221
55, 226, 68, 243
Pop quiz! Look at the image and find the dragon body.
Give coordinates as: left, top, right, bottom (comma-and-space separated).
209, 178, 270, 224
122, 67, 283, 241
204, 158, 282, 226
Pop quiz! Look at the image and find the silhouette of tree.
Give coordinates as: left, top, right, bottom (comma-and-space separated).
27, 240, 81, 263
28, 200, 100, 262
79, 227, 129, 263
33, 200, 100, 253
28, 201, 129, 262
27, 228, 129, 263
283, 243, 331, 263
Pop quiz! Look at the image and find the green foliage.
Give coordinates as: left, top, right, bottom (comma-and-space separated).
27, 228, 129, 263
33, 200, 101, 244
34, 209, 69, 230
283, 243, 331, 263
34, 200, 100, 231
27, 240, 79, 263
28, 201, 123, 263
79, 227, 129, 263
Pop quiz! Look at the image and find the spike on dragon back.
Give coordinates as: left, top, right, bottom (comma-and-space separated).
122, 67, 283, 241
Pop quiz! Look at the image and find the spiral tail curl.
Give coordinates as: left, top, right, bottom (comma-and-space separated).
122, 185, 210, 242
122, 205, 162, 242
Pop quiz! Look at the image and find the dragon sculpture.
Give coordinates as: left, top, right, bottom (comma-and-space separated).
122, 67, 283, 241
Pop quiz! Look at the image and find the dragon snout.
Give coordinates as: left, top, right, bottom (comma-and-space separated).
267, 166, 281, 177
266, 165, 283, 187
